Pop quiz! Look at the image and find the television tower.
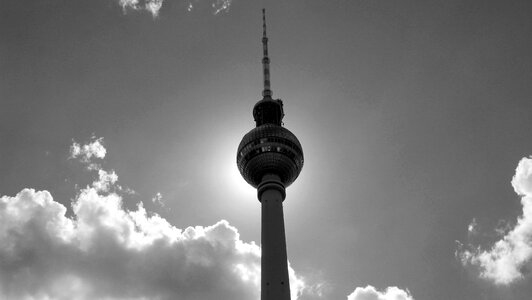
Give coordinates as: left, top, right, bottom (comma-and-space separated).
236, 9, 304, 300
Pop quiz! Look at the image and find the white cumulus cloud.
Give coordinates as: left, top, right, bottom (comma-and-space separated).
115, 0, 233, 17
92, 169, 119, 192
0, 186, 269, 300
458, 156, 532, 284
70, 136, 106, 164
347, 285, 414, 300
186, 0, 232, 15
0, 137, 311, 300
467, 218, 478, 235
151, 191, 165, 207
118, 0, 164, 17
211, 0, 232, 15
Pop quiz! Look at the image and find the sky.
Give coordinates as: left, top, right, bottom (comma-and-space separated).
2, 0, 532, 299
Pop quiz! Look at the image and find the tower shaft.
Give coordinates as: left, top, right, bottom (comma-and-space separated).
259, 174, 291, 300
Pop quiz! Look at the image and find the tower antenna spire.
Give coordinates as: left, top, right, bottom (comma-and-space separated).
262, 8, 272, 98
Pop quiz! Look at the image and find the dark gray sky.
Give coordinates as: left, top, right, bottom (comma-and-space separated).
2, 0, 532, 299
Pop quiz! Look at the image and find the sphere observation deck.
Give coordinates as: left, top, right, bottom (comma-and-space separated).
237, 98, 304, 188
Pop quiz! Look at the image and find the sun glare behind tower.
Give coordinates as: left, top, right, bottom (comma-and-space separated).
236, 9, 304, 300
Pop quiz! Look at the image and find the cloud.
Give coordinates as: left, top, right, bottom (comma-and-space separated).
151, 192, 165, 207
70, 137, 129, 194
347, 285, 414, 300
458, 156, 532, 284
92, 169, 119, 192
186, 0, 232, 15
70, 136, 106, 164
0, 138, 310, 300
0, 187, 270, 300
115, 0, 233, 17
211, 0, 232, 15
118, 0, 164, 17
467, 218, 478, 235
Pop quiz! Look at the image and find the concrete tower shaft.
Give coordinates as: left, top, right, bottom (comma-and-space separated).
259, 174, 291, 300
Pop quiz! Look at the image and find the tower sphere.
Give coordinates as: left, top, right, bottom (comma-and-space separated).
237, 123, 304, 189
